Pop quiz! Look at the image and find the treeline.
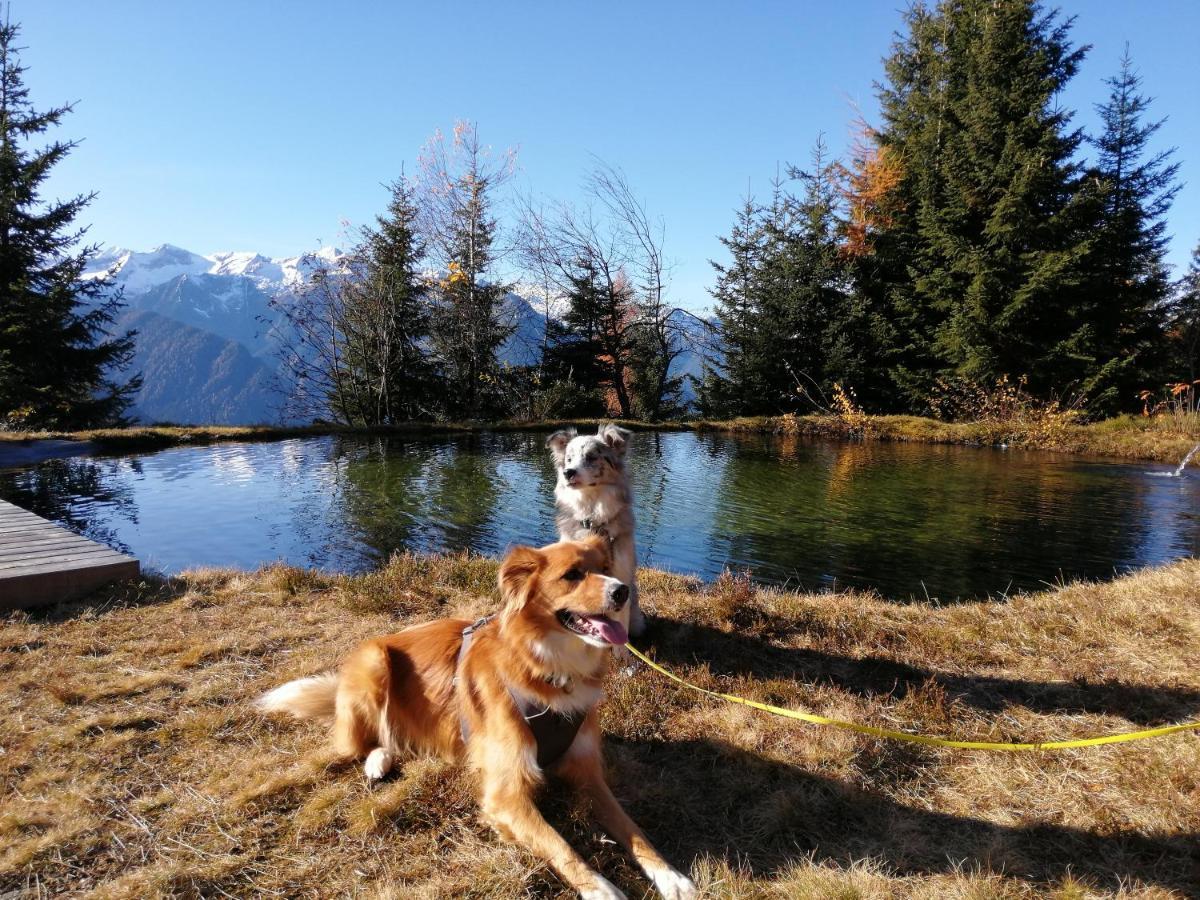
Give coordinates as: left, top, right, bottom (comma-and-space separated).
701, 0, 1196, 418
274, 124, 690, 426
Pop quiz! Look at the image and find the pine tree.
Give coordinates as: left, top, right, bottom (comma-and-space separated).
273, 178, 435, 425
774, 141, 851, 408
1168, 241, 1200, 383
871, 0, 1093, 404
543, 255, 623, 415
701, 193, 767, 416
0, 20, 138, 429
1080, 47, 1179, 411
417, 123, 515, 420
345, 177, 436, 423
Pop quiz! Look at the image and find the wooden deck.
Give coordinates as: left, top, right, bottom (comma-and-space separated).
0, 500, 139, 612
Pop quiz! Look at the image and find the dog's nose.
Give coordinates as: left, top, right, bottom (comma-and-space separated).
608, 582, 629, 610
564, 468, 577, 480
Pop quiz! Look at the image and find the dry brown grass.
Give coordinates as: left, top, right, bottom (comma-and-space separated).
2, 557, 1199, 898
697, 413, 1200, 465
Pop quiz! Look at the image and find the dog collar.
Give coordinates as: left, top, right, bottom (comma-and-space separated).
577, 516, 611, 538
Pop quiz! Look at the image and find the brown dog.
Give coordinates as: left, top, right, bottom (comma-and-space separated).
258, 537, 695, 900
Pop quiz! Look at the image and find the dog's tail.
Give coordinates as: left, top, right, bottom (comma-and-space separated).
256, 672, 339, 720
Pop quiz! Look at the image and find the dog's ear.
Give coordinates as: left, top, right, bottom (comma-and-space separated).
498, 545, 544, 605
546, 429, 575, 468
598, 423, 631, 459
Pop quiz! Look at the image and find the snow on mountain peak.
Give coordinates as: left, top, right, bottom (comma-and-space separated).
83, 243, 347, 293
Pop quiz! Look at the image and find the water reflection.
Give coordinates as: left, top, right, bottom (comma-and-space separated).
1, 457, 139, 556
1, 432, 1196, 601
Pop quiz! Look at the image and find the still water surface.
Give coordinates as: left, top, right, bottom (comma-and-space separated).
2, 431, 1197, 601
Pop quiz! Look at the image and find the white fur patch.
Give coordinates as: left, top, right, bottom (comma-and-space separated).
580, 874, 627, 900
256, 673, 339, 719
647, 866, 698, 900
363, 747, 393, 782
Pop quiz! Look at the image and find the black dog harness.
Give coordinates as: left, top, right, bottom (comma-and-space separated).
456, 616, 585, 769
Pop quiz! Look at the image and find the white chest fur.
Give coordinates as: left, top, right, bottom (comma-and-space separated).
555, 482, 632, 538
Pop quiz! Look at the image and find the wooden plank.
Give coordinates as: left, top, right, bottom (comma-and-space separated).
0, 529, 78, 546
0, 544, 112, 566
1, 552, 133, 577
0, 540, 103, 562
0, 532, 97, 551
0, 547, 128, 572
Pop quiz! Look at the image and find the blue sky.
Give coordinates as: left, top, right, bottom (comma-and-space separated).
19, 0, 1200, 312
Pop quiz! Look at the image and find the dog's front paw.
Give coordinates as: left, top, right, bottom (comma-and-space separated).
580, 874, 627, 900
649, 867, 697, 900
363, 747, 393, 783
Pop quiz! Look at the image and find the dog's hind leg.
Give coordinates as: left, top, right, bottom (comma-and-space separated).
332, 642, 397, 782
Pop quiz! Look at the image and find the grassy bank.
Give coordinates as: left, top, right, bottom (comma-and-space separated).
2, 556, 1198, 897
694, 412, 1200, 465
2, 412, 1197, 464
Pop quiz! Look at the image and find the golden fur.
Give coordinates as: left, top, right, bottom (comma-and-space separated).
258, 537, 695, 900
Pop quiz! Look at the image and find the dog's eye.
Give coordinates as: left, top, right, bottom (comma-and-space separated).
562, 568, 584, 583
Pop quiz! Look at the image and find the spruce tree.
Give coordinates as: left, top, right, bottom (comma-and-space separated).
1168, 241, 1200, 383
0, 20, 138, 429
702, 193, 767, 416
346, 177, 436, 422
543, 256, 618, 411
871, 0, 1093, 404
1080, 47, 1179, 411
775, 141, 851, 408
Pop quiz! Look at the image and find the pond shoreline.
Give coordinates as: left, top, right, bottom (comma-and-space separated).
2, 555, 1197, 897
2, 412, 1198, 466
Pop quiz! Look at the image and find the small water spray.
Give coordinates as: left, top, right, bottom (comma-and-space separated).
1148, 442, 1200, 477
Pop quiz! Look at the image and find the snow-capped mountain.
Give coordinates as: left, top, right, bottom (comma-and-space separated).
84, 243, 347, 294
90, 243, 552, 425
86, 244, 212, 294
90, 243, 710, 425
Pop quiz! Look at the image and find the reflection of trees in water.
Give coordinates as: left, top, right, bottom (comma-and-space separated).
424, 434, 503, 552
0, 457, 139, 555
709, 439, 1150, 601
334, 435, 502, 565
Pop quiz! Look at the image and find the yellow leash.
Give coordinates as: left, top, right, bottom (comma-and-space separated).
626, 644, 1200, 751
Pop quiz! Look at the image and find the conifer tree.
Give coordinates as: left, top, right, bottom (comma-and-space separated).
417, 122, 515, 420
700, 193, 767, 416
543, 255, 626, 415
0, 20, 138, 429
1168, 241, 1200, 383
706, 142, 853, 415
272, 178, 435, 425
1080, 47, 1179, 411
346, 177, 436, 422
872, 0, 1093, 403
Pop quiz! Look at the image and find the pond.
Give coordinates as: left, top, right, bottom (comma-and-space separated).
2, 431, 1197, 601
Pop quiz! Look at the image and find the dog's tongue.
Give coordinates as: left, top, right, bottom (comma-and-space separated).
583, 615, 628, 645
